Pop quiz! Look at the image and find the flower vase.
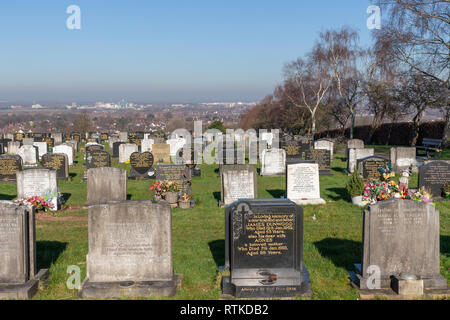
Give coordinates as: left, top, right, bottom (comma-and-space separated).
164, 192, 178, 204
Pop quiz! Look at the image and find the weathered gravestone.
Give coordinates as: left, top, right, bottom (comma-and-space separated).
65, 140, 78, 153
286, 162, 325, 205
155, 164, 191, 195
32, 142, 48, 160
418, 161, 450, 198
53, 144, 74, 166
17, 168, 59, 211
118, 144, 139, 164
222, 199, 311, 298
22, 138, 34, 146
305, 149, 332, 176
352, 199, 448, 295
112, 141, 125, 158
52, 133, 63, 145
260, 148, 286, 176
7, 141, 20, 155
41, 153, 69, 181
0, 202, 49, 299
85, 167, 127, 206
220, 165, 257, 206
108, 137, 120, 151
141, 138, 154, 153
129, 152, 154, 180
314, 139, 334, 160
86, 150, 111, 169
152, 143, 171, 164
79, 201, 180, 298
85, 143, 104, 159
18, 145, 39, 166
390, 147, 417, 173
119, 131, 128, 143
357, 156, 389, 182
347, 148, 374, 174
0, 155, 22, 183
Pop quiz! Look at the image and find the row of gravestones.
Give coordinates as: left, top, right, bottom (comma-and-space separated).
1, 193, 447, 299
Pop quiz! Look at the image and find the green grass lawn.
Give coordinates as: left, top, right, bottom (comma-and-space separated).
0, 145, 449, 300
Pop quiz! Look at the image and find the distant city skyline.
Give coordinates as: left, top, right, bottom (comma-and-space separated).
0, 1, 375, 103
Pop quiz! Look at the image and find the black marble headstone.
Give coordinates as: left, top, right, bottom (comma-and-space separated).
418, 161, 450, 197
305, 149, 332, 176
129, 152, 154, 180
86, 150, 111, 169
41, 153, 69, 181
155, 164, 191, 195
0, 155, 23, 182
112, 142, 125, 158
223, 199, 311, 298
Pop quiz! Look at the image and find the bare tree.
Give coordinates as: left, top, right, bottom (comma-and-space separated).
375, 0, 450, 145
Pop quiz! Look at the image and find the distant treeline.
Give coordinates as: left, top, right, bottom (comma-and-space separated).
314, 121, 445, 146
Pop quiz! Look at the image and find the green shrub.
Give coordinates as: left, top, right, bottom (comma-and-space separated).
346, 168, 365, 198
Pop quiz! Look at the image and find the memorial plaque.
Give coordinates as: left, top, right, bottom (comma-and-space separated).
80, 201, 179, 298
0, 155, 22, 182
305, 149, 332, 176
354, 199, 447, 291
221, 165, 257, 206
86, 150, 111, 169
129, 152, 154, 180
418, 161, 450, 197
41, 153, 69, 181
155, 164, 191, 195
152, 143, 171, 164
222, 199, 311, 298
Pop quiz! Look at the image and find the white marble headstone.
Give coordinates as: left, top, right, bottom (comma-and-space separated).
287, 162, 325, 205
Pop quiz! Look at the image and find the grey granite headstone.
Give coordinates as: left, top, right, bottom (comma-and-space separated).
86, 167, 127, 206
390, 147, 417, 173
80, 201, 180, 298
353, 199, 448, 292
314, 139, 334, 160
0, 201, 49, 299
347, 148, 374, 174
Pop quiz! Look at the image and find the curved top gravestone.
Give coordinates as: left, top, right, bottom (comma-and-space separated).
129, 152, 154, 178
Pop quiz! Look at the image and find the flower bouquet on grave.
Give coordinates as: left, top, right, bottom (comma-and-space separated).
21, 196, 55, 212
149, 180, 164, 201
412, 187, 434, 205
378, 162, 394, 181
443, 182, 450, 199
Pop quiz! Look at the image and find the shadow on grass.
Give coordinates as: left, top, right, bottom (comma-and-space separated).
313, 238, 361, 271
36, 241, 68, 270
0, 194, 16, 201
208, 240, 225, 268
127, 194, 132, 200
441, 235, 450, 257
326, 187, 350, 201
61, 193, 71, 204
332, 167, 346, 174
213, 192, 221, 202
69, 173, 77, 179
267, 189, 285, 199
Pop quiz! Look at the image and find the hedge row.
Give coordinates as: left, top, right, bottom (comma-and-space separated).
315, 121, 445, 146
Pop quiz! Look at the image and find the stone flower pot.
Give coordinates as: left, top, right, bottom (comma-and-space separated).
178, 200, 191, 209
351, 196, 365, 207
164, 192, 178, 204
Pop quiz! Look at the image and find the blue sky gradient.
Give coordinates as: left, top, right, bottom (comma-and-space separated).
0, 1, 376, 103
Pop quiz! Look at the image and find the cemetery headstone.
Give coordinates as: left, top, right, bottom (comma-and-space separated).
0, 201, 49, 299
347, 148, 374, 174
418, 161, 450, 198
357, 156, 389, 182
220, 165, 257, 206
79, 201, 180, 298
41, 153, 69, 181
287, 162, 325, 205
53, 144, 74, 166
314, 139, 334, 160
222, 199, 311, 298
155, 164, 191, 195
0, 155, 22, 183
32, 142, 48, 160
390, 147, 417, 173
305, 149, 332, 176
352, 199, 448, 293
86, 150, 111, 169
18, 145, 39, 166
118, 144, 139, 164
129, 152, 154, 180
112, 141, 125, 158
152, 143, 171, 164
260, 148, 286, 176
16, 168, 59, 211
7, 141, 21, 155
85, 167, 127, 206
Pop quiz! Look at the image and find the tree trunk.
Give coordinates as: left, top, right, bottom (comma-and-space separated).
349, 110, 355, 139
442, 107, 450, 148
411, 111, 423, 147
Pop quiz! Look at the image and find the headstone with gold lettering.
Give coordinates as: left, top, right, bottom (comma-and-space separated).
129, 152, 154, 180
41, 153, 69, 181
0, 155, 23, 183
222, 199, 311, 298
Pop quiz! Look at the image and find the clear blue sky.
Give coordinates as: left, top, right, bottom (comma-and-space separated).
0, 0, 376, 103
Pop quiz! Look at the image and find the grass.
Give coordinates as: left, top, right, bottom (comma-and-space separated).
0, 144, 449, 300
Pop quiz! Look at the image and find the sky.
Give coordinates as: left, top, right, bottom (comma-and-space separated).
0, 1, 377, 104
